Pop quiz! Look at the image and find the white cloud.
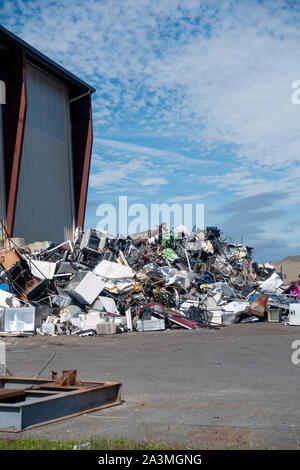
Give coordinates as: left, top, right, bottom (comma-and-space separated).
165, 193, 215, 203
95, 138, 214, 166
139, 177, 168, 186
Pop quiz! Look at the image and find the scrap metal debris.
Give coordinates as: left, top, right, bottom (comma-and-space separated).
0, 224, 296, 336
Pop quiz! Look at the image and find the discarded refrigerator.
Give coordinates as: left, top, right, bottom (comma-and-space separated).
289, 304, 300, 326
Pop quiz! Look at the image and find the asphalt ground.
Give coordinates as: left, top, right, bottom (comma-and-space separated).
1, 322, 300, 449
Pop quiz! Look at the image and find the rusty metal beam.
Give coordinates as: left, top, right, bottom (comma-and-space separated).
70, 93, 93, 229
0, 49, 27, 236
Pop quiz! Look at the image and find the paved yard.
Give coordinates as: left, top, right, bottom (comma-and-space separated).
1, 322, 300, 449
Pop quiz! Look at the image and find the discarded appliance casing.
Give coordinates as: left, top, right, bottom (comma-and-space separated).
267, 308, 281, 323
0, 290, 21, 309
4, 307, 35, 332
41, 323, 56, 336
289, 304, 300, 326
52, 293, 73, 309
28, 260, 56, 280
80, 228, 107, 253
25, 279, 49, 302
64, 271, 104, 305
96, 322, 117, 335
0, 374, 122, 432
0, 249, 22, 270
137, 317, 165, 332
249, 295, 268, 318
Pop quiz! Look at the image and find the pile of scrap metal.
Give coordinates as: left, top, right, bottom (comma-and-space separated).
0, 225, 292, 337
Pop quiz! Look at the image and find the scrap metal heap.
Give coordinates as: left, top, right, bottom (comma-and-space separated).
0, 225, 291, 336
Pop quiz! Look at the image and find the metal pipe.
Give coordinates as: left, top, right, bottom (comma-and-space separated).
69, 90, 91, 104
33, 352, 56, 378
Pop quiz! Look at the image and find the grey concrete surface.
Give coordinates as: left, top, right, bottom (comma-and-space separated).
1, 322, 300, 448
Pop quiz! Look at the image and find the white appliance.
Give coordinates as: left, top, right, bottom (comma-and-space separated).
289, 304, 300, 326
4, 307, 35, 332
65, 271, 104, 305
267, 308, 281, 323
137, 317, 165, 332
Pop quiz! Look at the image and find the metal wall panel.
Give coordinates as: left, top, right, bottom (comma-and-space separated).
13, 62, 75, 242
0, 104, 5, 240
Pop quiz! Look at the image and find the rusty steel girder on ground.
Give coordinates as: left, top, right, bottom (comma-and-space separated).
0, 372, 122, 432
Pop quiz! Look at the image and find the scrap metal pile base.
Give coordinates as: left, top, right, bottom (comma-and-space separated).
0, 376, 122, 432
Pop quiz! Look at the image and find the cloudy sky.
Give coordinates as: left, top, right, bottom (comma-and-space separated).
1, 0, 300, 261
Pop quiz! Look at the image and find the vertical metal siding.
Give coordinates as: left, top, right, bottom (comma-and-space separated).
0, 104, 5, 240
13, 62, 75, 243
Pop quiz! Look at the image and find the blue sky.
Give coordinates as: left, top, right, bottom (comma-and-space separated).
1, 0, 300, 261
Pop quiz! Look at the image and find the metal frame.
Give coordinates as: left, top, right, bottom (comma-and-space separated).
0, 376, 122, 432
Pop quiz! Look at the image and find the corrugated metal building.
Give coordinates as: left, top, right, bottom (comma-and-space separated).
0, 25, 95, 243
